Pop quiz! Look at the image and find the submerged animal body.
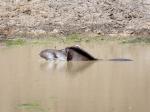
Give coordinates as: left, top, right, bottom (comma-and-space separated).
40, 46, 97, 61
39, 46, 132, 61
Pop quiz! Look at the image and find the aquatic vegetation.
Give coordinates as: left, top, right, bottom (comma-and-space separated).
16, 97, 58, 112
17, 102, 46, 112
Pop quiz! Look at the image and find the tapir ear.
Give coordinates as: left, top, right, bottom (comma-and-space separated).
65, 48, 69, 54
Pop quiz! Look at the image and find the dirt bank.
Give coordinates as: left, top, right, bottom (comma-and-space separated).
0, 0, 150, 39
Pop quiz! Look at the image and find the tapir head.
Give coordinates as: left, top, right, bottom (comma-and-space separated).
39, 49, 67, 61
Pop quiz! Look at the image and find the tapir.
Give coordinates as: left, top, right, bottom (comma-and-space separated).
39, 45, 132, 61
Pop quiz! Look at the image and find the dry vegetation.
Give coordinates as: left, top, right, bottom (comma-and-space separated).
0, 0, 150, 39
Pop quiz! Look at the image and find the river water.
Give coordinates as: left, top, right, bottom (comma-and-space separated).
0, 43, 150, 112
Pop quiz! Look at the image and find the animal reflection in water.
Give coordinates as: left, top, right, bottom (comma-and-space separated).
39, 45, 132, 61
40, 61, 95, 74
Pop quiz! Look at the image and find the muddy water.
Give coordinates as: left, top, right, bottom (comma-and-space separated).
0, 43, 150, 112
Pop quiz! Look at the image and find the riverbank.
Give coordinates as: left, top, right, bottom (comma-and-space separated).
0, 0, 150, 40
1, 34, 150, 47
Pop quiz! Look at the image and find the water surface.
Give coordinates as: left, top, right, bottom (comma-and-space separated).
0, 43, 150, 112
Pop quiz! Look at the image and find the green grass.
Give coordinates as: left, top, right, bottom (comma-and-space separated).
121, 37, 150, 44
4, 38, 26, 46
65, 34, 82, 43
64, 34, 110, 43
1, 35, 150, 47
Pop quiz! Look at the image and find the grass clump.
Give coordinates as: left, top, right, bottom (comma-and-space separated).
64, 34, 109, 43
5, 38, 26, 46
122, 37, 150, 44
65, 34, 82, 43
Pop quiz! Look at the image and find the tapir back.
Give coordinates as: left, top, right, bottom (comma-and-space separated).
66, 47, 98, 61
